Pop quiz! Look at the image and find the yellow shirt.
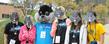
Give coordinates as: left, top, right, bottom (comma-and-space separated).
87, 23, 105, 43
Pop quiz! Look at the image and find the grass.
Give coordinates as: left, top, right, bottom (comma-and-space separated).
0, 18, 10, 44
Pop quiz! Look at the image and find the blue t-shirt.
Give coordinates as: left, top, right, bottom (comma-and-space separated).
35, 22, 53, 44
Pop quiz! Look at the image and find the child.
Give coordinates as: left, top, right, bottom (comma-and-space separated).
19, 15, 36, 44
69, 11, 87, 44
50, 6, 71, 44
4, 12, 23, 44
85, 11, 106, 44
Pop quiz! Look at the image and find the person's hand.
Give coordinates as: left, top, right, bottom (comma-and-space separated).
23, 31, 29, 39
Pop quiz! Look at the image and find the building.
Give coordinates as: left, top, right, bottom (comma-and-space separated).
0, 3, 24, 19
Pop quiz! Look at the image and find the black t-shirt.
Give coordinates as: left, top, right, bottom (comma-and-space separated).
69, 28, 80, 44
55, 19, 67, 44
4, 22, 23, 44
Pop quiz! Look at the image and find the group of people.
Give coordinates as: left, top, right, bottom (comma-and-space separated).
4, 4, 106, 44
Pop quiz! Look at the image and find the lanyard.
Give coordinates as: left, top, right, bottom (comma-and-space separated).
42, 24, 46, 31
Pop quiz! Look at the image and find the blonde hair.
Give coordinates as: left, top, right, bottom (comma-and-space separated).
57, 6, 65, 12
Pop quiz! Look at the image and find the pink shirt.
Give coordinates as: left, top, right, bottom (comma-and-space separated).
19, 25, 36, 44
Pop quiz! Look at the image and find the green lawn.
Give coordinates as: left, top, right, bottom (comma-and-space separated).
0, 19, 10, 44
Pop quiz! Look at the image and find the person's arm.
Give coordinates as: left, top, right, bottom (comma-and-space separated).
80, 25, 84, 44
19, 26, 27, 41
85, 24, 88, 44
64, 18, 71, 44
50, 20, 57, 37
80, 24, 87, 44
4, 34, 7, 44
99, 23, 106, 44
100, 33, 105, 44
28, 26, 36, 42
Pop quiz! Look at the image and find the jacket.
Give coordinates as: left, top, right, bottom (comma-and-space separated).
19, 25, 36, 44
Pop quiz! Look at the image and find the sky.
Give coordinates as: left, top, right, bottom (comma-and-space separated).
0, 0, 11, 3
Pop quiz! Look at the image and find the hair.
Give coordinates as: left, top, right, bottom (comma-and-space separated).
93, 12, 98, 23
57, 6, 65, 12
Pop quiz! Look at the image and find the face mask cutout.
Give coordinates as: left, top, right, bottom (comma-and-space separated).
54, 9, 64, 18
25, 16, 33, 29
70, 11, 81, 25
84, 11, 96, 23
10, 12, 19, 24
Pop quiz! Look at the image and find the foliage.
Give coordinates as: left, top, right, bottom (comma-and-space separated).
94, 4, 108, 15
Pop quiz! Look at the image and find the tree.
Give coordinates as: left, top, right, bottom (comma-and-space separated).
94, 4, 108, 16
94, 4, 108, 24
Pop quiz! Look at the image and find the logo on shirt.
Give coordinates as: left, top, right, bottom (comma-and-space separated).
10, 26, 21, 31
58, 23, 66, 26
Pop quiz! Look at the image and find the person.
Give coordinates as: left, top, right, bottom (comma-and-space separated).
68, 11, 87, 44
34, 5, 53, 44
85, 11, 106, 44
4, 12, 23, 44
50, 6, 71, 44
19, 15, 36, 44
